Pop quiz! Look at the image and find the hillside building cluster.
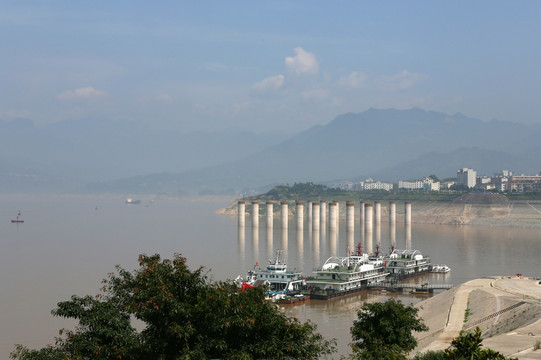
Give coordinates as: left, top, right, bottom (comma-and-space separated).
340, 168, 541, 193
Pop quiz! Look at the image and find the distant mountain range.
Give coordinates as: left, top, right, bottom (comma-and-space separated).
0, 117, 287, 192
3, 108, 541, 194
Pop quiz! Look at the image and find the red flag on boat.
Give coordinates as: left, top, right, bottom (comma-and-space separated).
241, 282, 255, 292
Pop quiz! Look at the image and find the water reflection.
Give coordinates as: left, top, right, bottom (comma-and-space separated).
281, 227, 288, 259
251, 225, 259, 259
347, 230, 354, 254
390, 222, 396, 252
365, 227, 373, 255
329, 229, 338, 257
266, 226, 273, 258
375, 223, 381, 253
312, 228, 320, 266
406, 223, 412, 250
238, 225, 245, 264
296, 227, 304, 269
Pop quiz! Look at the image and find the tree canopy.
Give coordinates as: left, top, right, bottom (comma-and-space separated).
350, 298, 428, 360
444, 327, 517, 360
11, 254, 336, 360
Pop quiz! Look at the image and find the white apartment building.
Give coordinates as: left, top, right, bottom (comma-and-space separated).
360, 178, 394, 191
423, 182, 440, 191
398, 177, 440, 191
456, 168, 477, 188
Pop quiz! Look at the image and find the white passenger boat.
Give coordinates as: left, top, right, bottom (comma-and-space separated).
306, 251, 388, 299
236, 251, 305, 300
384, 249, 432, 278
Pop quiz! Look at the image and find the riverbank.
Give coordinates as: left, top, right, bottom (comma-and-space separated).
414, 276, 541, 359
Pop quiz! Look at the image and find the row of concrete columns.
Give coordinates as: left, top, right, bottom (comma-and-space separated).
238, 200, 412, 229
238, 205, 414, 263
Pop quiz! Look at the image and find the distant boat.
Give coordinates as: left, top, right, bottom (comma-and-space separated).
125, 198, 142, 204
11, 211, 24, 223
431, 264, 451, 273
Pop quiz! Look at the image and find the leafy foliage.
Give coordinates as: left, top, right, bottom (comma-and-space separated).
11, 254, 336, 360
444, 327, 517, 360
256, 182, 347, 201
350, 298, 428, 360
412, 350, 447, 360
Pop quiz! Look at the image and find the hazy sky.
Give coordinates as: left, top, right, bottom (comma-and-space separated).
2, 1, 540, 134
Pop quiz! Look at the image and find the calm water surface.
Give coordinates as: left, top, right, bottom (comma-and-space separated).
1, 194, 540, 358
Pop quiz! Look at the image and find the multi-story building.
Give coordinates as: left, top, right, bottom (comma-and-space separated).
423, 181, 440, 191
361, 178, 394, 191
398, 177, 440, 191
456, 168, 477, 188
509, 174, 541, 193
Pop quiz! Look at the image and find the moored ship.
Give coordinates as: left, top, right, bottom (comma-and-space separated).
236, 251, 306, 302
383, 249, 431, 278
306, 251, 388, 300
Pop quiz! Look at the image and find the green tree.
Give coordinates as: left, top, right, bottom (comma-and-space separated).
350, 298, 428, 360
428, 174, 441, 183
12, 254, 335, 360
445, 327, 517, 360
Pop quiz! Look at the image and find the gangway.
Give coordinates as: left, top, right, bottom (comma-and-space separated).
368, 282, 453, 294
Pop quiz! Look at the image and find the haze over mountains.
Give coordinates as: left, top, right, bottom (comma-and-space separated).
2, 108, 541, 195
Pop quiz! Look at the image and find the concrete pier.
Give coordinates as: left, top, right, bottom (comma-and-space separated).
389, 201, 396, 225
365, 223, 373, 255
320, 201, 327, 228
307, 201, 312, 221
238, 201, 245, 227
405, 201, 412, 226
266, 202, 273, 228
296, 200, 304, 230
374, 201, 381, 224
364, 203, 373, 232
281, 201, 288, 229
364, 203, 373, 255
346, 201, 355, 233
329, 201, 338, 231
252, 201, 259, 227
312, 202, 320, 231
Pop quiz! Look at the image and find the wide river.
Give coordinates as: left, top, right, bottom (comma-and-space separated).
1, 194, 540, 358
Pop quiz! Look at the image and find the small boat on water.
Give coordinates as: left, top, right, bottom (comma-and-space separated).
431, 264, 451, 273
125, 198, 142, 204
236, 250, 306, 302
11, 211, 24, 223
